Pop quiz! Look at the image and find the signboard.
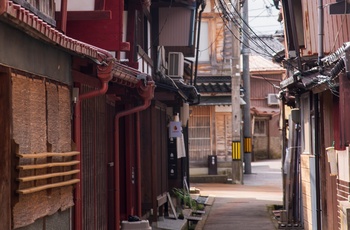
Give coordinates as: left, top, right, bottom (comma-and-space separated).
169, 121, 182, 138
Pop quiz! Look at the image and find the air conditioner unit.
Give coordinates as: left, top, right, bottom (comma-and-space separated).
168, 52, 184, 79
267, 94, 279, 106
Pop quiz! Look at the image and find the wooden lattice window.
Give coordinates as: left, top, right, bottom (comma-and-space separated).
188, 106, 211, 161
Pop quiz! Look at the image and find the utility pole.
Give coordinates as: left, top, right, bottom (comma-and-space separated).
242, 0, 252, 174
231, 0, 243, 184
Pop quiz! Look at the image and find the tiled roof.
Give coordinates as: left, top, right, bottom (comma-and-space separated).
251, 106, 280, 116
196, 82, 231, 93
195, 76, 231, 93
153, 72, 200, 104
249, 55, 285, 72
1, 1, 144, 87
249, 35, 286, 71
250, 35, 284, 56
196, 76, 231, 83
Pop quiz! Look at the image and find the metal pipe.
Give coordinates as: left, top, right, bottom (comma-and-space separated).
242, 0, 251, 174
318, 0, 324, 64
314, 94, 321, 229
287, 0, 302, 70
194, 0, 206, 87
59, 0, 68, 33
136, 112, 142, 218
114, 81, 155, 229
74, 63, 113, 230
316, 0, 323, 228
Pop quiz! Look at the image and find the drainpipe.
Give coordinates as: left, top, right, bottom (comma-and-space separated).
136, 112, 142, 218
194, 0, 206, 87
316, 0, 323, 229
114, 80, 155, 229
0, 0, 7, 15
74, 61, 113, 230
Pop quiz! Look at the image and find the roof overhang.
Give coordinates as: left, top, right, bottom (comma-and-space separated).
199, 96, 245, 106
0, 1, 148, 88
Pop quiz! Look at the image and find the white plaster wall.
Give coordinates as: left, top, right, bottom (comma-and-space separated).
55, 0, 94, 11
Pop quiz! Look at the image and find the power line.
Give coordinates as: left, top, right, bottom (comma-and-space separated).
224, 0, 300, 72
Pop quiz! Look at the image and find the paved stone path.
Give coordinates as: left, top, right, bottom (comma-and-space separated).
193, 159, 283, 230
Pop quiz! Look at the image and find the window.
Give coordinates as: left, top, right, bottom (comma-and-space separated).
254, 119, 267, 136
188, 106, 211, 161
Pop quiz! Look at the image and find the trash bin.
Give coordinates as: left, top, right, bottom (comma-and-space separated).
208, 155, 217, 175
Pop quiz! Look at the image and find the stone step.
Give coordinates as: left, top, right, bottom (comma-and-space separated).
190, 174, 228, 183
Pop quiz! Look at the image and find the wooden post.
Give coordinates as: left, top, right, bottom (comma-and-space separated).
0, 69, 11, 229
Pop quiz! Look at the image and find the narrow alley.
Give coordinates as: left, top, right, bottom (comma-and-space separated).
193, 159, 283, 230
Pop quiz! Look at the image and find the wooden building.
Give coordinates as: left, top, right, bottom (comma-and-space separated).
188, 0, 285, 177
279, 0, 350, 229
0, 0, 201, 229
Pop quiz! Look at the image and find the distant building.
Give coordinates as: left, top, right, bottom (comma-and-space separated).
188, 0, 285, 178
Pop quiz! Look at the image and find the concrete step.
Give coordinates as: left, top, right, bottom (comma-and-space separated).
190, 174, 228, 183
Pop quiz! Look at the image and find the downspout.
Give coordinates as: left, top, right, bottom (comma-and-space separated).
194, 0, 206, 87
316, 0, 323, 229
114, 80, 155, 229
136, 112, 142, 218
74, 60, 113, 230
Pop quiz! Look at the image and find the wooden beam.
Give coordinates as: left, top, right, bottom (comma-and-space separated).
72, 70, 100, 87
55, 10, 111, 21
18, 169, 79, 182
17, 179, 80, 194
17, 161, 79, 170
17, 151, 79, 158
95, 0, 105, 10
0, 69, 11, 229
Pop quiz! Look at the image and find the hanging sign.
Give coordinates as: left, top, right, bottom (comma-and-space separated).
169, 121, 182, 138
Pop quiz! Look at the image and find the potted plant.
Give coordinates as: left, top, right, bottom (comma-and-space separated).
172, 188, 197, 209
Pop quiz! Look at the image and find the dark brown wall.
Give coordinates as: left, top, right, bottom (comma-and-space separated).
140, 101, 168, 217
320, 91, 338, 230
0, 68, 11, 230
338, 74, 350, 149
80, 84, 108, 230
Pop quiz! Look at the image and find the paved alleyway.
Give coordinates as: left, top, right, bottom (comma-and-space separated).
192, 159, 283, 230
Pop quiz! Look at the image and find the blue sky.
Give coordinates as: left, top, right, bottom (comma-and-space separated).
248, 0, 283, 35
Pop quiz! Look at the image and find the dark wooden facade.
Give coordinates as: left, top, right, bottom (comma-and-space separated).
140, 101, 168, 220
0, 68, 12, 230
0, 0, 200, 229
279, 0, 350, 229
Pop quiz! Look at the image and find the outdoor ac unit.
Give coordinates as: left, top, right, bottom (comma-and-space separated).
267, 94, 279, 106
168, 52, 184, 79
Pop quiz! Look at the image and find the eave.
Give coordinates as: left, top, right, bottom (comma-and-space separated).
0, 1, 148, 88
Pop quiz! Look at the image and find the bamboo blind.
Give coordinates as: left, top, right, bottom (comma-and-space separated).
16, 151, 80, 195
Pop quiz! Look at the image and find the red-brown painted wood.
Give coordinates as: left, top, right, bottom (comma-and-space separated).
0, 69, 11, 230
